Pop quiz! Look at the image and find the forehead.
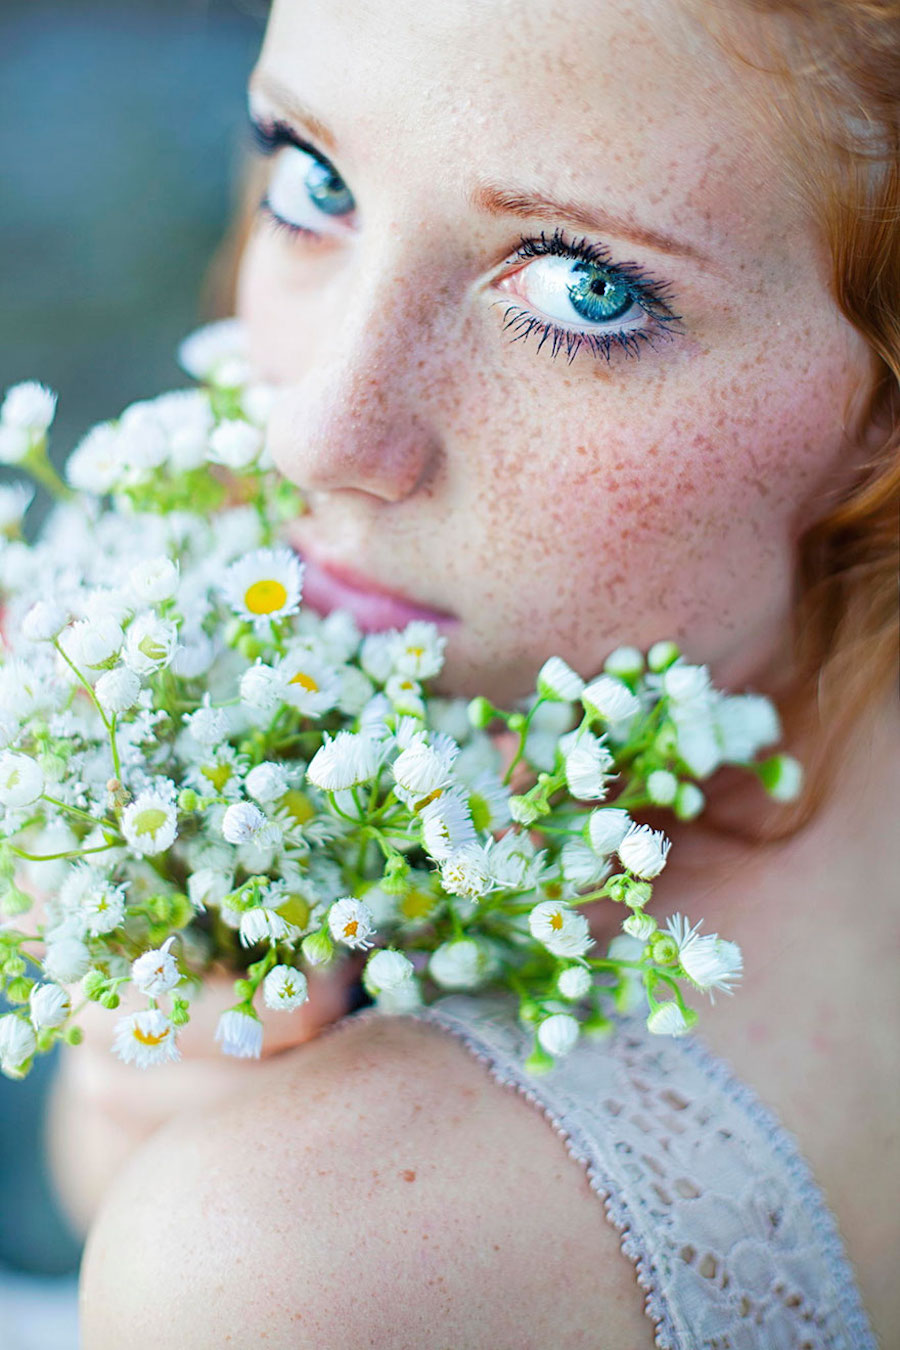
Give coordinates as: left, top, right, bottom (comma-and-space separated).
258, 0, 804, 266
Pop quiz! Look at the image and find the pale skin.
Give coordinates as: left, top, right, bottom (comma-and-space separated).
74, 0, 900, 1343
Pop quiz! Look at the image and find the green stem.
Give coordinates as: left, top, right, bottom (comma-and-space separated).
40, 795, 118, 833
8, 842, 119, 862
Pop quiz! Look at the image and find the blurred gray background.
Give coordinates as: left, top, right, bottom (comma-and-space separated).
0, 0, 265, 1287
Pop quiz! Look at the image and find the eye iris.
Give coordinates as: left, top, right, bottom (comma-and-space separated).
305, 159, 354, 216
567, 262, 631, 323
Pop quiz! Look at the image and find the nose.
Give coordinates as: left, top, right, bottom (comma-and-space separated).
264, 280, 445, 505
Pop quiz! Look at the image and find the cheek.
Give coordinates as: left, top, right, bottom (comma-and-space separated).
452, 335, 856, 678
237, 234, 326, 382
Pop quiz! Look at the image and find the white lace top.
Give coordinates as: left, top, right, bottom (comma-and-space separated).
398, 992, 877, 1350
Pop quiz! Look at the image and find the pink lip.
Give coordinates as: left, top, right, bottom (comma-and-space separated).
295, 550, 459, 635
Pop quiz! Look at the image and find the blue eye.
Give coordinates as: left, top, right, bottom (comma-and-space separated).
251, 118, 355, 234
496, 229, 685, 365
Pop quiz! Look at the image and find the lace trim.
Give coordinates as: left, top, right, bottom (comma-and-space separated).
341, 995, 877, 1350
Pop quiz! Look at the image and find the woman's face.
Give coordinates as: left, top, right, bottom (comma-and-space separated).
238, 0, 873, 705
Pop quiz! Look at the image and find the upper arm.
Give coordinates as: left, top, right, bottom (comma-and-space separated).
80, 1014, 655, 1350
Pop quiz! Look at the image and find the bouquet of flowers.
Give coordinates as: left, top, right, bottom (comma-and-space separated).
0, 321, 801, 1079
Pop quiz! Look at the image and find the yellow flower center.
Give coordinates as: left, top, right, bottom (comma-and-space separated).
406, 645, 425, 660
133, 1024, 170, 1047
400, 889, 434, 920
282, 790, 314, 824
413, 787, 443, 812
244, 578, 288, 615
135, 807, 168, 836
202, 763, 233, 792
343, 920, 359, 938
549, 910, 564, 931
289, 669, 319, 692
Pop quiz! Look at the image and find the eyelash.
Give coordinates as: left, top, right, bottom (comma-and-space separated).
250, 117, 686, 366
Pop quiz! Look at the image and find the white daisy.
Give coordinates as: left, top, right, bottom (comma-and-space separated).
131, 937, 181, 997
664, 913, 743, 1001
389, 621, 446, 681
384, 672, 426, 717
392, 738, 457, 804
121, 788, 178, 856
276, 648, 341, 717
239, 660, 283, 712
21, 599, 67, 643
327, 896, 376, 950
440, 843, 493, 900
528, 900, 594, 958
112, 1009, 180, 1067
43, 937, 91, 985
0, 752, 43, 808
560, 839, 610, 888
420, 787, 477, 862
238, 907, 299, 948
123, 613, 179, 675
263, 964, 309, 1011
82, 881, 128, 935
646, 769, 678, 806
223, 548, 303, 627
215, 1008, 263, 1059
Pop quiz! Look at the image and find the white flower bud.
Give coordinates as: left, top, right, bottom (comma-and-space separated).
0, 425, 30, 465
215, 1008, 263, 1059
623, 911, 657, 941
239, 661, 282, 712
557, 966, 592, 1000
428, 938, 491, 990
245, 762, 290, 804
647, 640, 680, 673
760, 754, 804, 802
536, 656, 584, 702
1, 381, 57, 433
587, 808, 632, 856
22, 600, 68, 643
537, 1012, 580, 1057
603, 646, 644, 679
208, 419, 263, 470
61, 615, 124, 671
646, 1002, 694, 1036
95, 665, 142, 715
222, 802, 267, 845
674, 782, 705, 821
43, 938, 91, 985
0, 1015, 37, 1077
646, 769, 678, 806
29, 983, 71, 1030
618, 824, 671, 879
363, 949, 415, 995
582, 675, 640, 723
128, 556, 180, 604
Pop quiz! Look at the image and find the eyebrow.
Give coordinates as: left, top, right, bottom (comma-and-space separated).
249, 71, 719, 273
470, 182, 719, 272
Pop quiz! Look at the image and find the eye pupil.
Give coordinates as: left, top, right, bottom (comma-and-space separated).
305, 159, 354, 216
568, 262, 631, 323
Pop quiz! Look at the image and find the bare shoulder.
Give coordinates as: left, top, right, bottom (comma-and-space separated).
81, 1012, 654, 1350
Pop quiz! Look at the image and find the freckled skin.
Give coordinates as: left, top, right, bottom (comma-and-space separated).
238, 0, 876, 707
